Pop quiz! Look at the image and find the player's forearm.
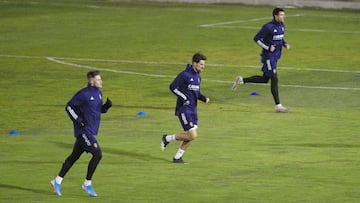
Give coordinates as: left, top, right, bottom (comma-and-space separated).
172, 88, 188, 102
256, 40, 270, 50
66, 104, 85, 125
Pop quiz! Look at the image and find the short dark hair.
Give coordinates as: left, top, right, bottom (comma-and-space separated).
87, 70, 100, 79
192, 52, 207, 63
273, 8, 285, 17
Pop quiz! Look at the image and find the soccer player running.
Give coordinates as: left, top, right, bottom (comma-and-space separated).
232, 8, 290, 113
161, 52, 210, 163
51, 70, 112, 197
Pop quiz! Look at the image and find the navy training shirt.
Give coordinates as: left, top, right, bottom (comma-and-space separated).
66, 84, 103, 137
169, 64, 207, 116
254, 19, 287, 61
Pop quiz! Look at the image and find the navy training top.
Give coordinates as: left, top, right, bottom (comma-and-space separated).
65, 83, 103, 137
254, 19, 287, 62
169, 64, 207, 116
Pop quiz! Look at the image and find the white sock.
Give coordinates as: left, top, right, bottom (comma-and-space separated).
55, 176, 63, 184
174, 148, 185, 159
276, 104, 282, 108
166, 134, 176, 142
84, 179, 92, 186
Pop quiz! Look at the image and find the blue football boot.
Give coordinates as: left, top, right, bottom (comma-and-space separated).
82, 184, 97, 197
51, 179, 62, 196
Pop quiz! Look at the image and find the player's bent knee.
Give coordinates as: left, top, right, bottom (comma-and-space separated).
187, 132, 198, 141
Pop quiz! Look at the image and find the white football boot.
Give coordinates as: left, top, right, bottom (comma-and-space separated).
275, 104, 289, 113
231, 76, 244, 91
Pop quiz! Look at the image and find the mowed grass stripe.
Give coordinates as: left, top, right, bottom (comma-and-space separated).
1, 54, 358, 90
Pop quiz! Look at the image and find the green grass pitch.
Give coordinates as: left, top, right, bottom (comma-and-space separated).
0, 0, 360, 202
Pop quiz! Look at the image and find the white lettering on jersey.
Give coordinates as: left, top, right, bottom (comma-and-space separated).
273, 34, 284, 40
188, 84, 200, 91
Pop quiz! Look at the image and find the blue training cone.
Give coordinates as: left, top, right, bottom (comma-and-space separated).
250, 91, 259, 96
9, 130, 19, 135
137, 111, 146, 117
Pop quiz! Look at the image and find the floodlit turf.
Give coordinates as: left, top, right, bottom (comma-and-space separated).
0, 0, 360, 202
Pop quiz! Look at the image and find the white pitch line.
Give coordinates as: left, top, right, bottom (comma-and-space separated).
199, 14, 302, 27
46, 56, 360, 74
292, 29, 360, 34
0, 54, 358, 73
46, 57, 171, 78
199, 14, 360, 34
50, 56, 185, 66
199, 17, 271, 27
213, 25, 360, 34
46, 57, 360, 91
51, 56, 359, 73
297, 13, 360, 19
1, 54, 359, 90
208, 63, 359, 74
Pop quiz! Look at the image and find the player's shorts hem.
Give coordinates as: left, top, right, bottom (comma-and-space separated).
186, 125, 198, 132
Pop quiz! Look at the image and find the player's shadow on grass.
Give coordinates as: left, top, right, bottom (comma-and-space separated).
115, 104, 173, 110
52, 142, 169, 163
0, 183, 52, 195
103, 147, 170, 162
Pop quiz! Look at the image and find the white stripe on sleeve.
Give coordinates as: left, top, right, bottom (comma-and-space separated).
257, 40, 269, 50
173, 88, 187, 101
67, 106, 79, 120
